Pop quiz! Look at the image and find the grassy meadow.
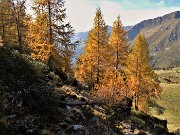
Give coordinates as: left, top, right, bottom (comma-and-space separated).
150, 67, 180, 132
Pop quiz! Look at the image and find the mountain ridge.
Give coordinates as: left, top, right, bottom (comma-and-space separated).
128, 11, 180, 40
73, 11, 180, 68
129, 10, 180, 68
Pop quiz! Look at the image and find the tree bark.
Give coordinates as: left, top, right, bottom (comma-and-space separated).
134, 92, 139, 111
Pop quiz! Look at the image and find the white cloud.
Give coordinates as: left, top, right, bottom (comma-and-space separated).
66, 0, 179, 32
100, 1, 122, 26
66, 0, 96, 32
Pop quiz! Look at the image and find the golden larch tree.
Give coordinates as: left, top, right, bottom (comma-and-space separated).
27, 0, 76, 71
0, 0, 28, 52
26, 13, 53, 62
94, 16, 129, 107
125, 33, 161, 111
108, 16, 129, 73
74, 8, 108, 87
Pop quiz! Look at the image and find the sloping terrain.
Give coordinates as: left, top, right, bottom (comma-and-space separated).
128, 11, 180, 68
0, 47, 171, 134
149, 68, 180, 132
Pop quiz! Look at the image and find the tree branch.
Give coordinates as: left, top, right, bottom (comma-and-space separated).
59, 101, 102, 106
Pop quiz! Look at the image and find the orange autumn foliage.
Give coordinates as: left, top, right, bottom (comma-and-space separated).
74, 8, 109, 86
26, 14, 53, 62
125, 33, 161, 110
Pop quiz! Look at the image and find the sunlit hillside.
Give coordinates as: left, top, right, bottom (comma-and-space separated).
150, 67, 180, 132
0, 0, 179, 134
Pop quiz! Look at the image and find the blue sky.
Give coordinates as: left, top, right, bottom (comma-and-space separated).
93, 0, 180, 9
65, 0, 180, 32
27, 0, 180, 32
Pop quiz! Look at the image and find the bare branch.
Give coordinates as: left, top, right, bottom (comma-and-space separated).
59, 101, 102, 106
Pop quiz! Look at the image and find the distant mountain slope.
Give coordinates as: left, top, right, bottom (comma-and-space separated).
73, 25, 132, 62
73, 11, 180, 68
128, 11, 180, 68
74, 25, 132, 43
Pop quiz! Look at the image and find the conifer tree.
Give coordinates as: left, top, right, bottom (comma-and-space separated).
0, 0, 16, 47
75, 8, 108, 86
12, 0, 27, 53
28, 0, 75, 72
0, 0, 28, 51
108, 16, 129, 73
93, 16, 129, 107
26, 12, 53, 62
93, 68, 128, 107
74, 54, 93, 87
125, 33, 161, 111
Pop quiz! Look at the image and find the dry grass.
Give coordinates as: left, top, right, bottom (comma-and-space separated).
151, 67, 180, 132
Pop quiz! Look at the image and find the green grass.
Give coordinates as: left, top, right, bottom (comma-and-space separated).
151, 67, 180, 132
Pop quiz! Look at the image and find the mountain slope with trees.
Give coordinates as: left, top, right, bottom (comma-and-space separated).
74, 11, 180, 68
128, 11, 180, 68
0, 0, 177, 134
75, 8, 161, 112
